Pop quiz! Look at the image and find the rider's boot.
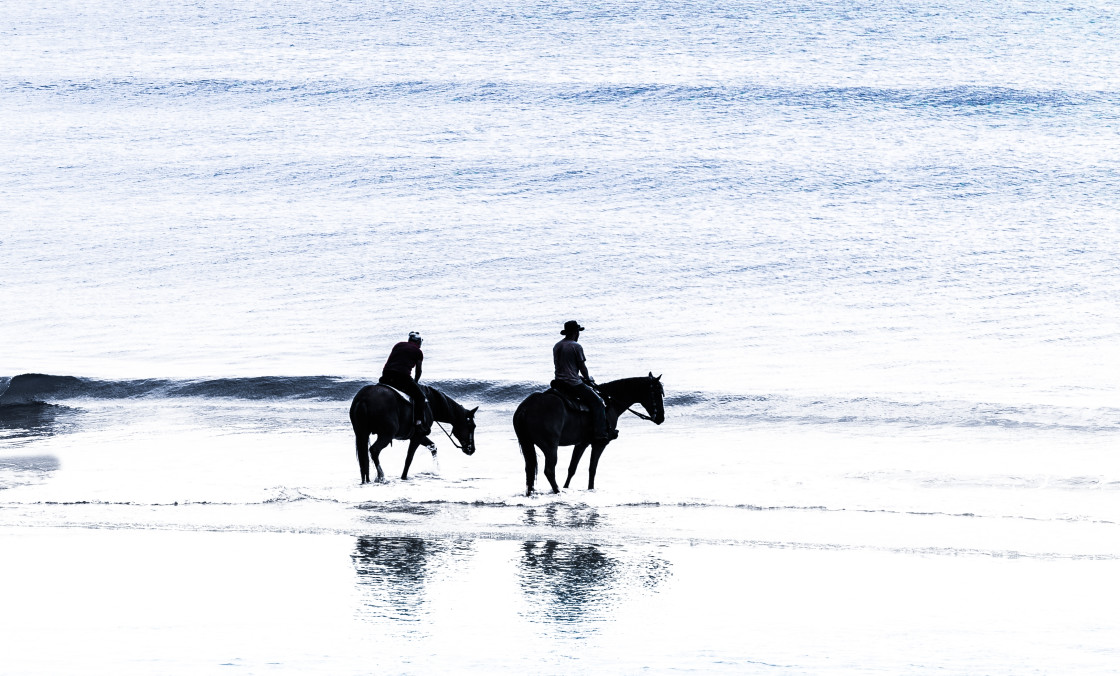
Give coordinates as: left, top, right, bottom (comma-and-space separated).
591, 399, 614, 441
594, 428, 618, 442
593, 418, 618, 442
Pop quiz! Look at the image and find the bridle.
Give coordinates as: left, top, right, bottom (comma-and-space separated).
625, 376, 662, 422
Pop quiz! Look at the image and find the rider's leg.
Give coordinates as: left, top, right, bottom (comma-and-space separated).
402, 381, 430, 434
381, 372, 430, 433
417, 394, 432, 434
573, 383, 610, 440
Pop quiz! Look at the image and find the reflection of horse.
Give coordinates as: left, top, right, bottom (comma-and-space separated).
519, 540, 618, 624
349, 384, 477, 484
351, 536, 442, 621
518, 530, 672, 627
513, 373, 665, 496
522, 503, 602, 529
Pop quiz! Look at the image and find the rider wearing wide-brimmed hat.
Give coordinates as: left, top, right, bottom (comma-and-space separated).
552, 320, 615, 441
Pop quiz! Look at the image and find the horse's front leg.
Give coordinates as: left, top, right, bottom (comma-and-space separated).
416, 434, 438, 458
401, 436, 427, 480
564, 443, 588, 489
542, 444, 560, 494
369, 434, 391, 483
587, 441, 608, 490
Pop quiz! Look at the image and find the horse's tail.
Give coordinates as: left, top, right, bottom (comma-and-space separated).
349, 387, 369, 429
354, 424, 368, 456
513, 394, 540, 479
512, 392, 536, 436
350, 388, 375, 482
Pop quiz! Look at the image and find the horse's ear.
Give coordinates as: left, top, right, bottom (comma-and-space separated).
469, 406, 479, 416
648, 371, 654, 378
657, 374, 662, 381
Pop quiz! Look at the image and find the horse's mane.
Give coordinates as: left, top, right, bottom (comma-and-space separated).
594, 376, 661, 410
597, 376, 650, 398
420, 384, 464, 421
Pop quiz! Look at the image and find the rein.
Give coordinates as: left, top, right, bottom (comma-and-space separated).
626, 406, 655, 421
433, 420, 463, 450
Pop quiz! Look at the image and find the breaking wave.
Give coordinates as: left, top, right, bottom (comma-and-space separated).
3, 372, 1119, 433
0, 373, 553, 407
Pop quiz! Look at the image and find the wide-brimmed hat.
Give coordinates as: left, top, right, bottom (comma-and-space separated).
561, 320, 585, 335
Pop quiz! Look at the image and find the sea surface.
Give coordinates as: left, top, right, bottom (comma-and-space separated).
3, 1, 1120, 673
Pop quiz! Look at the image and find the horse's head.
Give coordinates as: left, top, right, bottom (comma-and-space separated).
453, 406, 478, 455
642, 372, 665, 425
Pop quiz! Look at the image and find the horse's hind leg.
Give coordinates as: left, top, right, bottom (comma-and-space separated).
541, 443, 560, 494
564, 443, 588, 489
355, 431, 371, 484
369, 434, 391, 483
518, 437, 538, 496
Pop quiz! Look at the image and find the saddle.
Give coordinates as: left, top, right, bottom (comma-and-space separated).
547, 380, 590, 413
377, 382, 412, 404
375, 383, 419, 440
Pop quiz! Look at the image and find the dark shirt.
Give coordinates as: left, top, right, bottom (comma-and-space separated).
553, 338, 586, 386
382, 341, 424, 379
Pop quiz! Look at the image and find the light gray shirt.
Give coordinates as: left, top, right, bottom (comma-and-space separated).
553, 339, 586, 386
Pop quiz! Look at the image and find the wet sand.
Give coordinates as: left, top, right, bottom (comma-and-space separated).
2, 524, 1119, 675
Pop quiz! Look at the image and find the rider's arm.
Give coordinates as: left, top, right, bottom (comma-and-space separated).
578, 357, 591, 382
414, 356, 423, 382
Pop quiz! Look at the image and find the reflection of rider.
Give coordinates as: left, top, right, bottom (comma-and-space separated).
379, 331, 431, 435
553, 320, 615, 441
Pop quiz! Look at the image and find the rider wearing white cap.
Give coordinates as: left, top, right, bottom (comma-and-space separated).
379, 331, 431, 435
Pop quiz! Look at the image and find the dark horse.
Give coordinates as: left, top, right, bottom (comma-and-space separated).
349, 384, 477, 484
513, 373, 664, 496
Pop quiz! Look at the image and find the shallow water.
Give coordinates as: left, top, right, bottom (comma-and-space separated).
3, 391, 1120, 672
3, 527, 1119, 675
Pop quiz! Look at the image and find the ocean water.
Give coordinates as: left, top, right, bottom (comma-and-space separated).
3, 0, 1120, 673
